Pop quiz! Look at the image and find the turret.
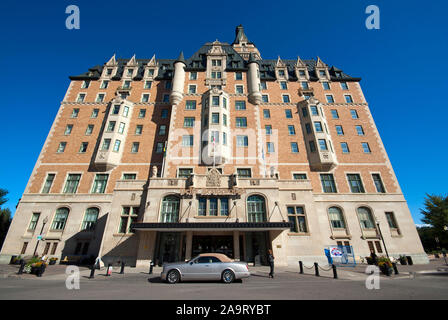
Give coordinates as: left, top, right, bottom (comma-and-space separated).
247, 53, 262, 105
170, 51, 187, 105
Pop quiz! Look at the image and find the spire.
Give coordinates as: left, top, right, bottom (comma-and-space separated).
106, 54, 117, 66
147, 54, 157, 67
233, 24, 249, 44
248, 52, 259, 65
127, 54, 137, 66
175, 51, 186, 65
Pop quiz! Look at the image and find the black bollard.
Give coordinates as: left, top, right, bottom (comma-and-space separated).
149, 261, 154, 275
314, 262, 319, 277
332, 264, 338, 279
17, 260, 25, 275
120, 261, 125, 274
89, 265, 95, 279
392, 262, 399, 275
299, 261, 303, 274
106, 263, 112, 276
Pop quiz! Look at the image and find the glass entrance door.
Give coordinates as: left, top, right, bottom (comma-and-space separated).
192, 236, 234, 258
245, 231, 270, 265
155, 232, 181, 265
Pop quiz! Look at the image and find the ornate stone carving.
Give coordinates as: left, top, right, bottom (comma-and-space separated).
206, 168, 221, 187
152, 166, 158, 178
250, 179, 260, 186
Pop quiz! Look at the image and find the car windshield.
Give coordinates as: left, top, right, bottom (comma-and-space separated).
186, 256, 200, 263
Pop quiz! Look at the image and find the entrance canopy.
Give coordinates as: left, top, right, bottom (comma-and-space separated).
131, 221, 292, 232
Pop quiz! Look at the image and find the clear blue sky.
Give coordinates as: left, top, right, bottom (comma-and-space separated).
0, 0, 447, 224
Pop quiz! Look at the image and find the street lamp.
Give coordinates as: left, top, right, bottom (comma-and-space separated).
33, 216, 48, 256
375, 217, 389, 259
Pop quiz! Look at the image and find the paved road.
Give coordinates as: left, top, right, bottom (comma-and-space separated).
0, 266, 447, 300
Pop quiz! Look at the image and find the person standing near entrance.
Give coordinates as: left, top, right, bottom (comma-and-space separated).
267, 249, 274, 278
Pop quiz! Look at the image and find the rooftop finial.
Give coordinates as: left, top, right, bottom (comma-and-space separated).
233, 24, 249, 44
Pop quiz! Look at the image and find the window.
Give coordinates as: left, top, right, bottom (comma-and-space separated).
51, 207, 69, 230
362, 142, 371, 153
385, 212, 398, 229
50, 243, 58, 255
82, 208, 99, 231
300, 81, 309, 89
106, 68, 113, 75
186, 100, 196, 110
322, 82, 330, 90
165, 80, 172, 89
304, 94, 313, 100
64, 124, 73, 135
113, 139, 121, 152
223, 97, 227, 109
319, 70, 326, 77
288, 125, 296, 135
156, 142, 164, 153
263, 109, 270, 118
293, 173, 307, 180
310, 106, 318, 116
336, 125, 344, 136
350, 109, 358, 119
123, 106, 129, 117
198, 198, 206, 216
326, 95, 334, 103
262, 95, 269, 103
189, 72, 197, 80
92, 174, 108, 193
211, 113, 219, 124
161, 109, 169, 119
21, 242, 28, 255
131, 142, 139, 153
77, 94, 86, 103
287, 206, 308, 233
314, 121, 323, 132
139, 109, 147, 118
347, 174, 365, 193
328, 207, 345, 229
119, 206, 139, 233
278, 70, 285, 77
282, 95, 290, 103
107, 121, 116, 132
147, 69, 154, 77
235, 85, 244, 94
210, 131, 219, 143
96, 93, 105, 103
372, 174, 385, 193
112, 105, 120, 115
236, 135, 248, 147
344, 95, 353, 103
220, 198, 229, 216
188, 85, 196, 94
211, 71, 222, 79
309, 140, 316, 152
123, 173, 137, 180
267, 142, 275, 153
247, 195, 266, 222
178, 168, 193, 178
341, 142, 350, 153
71, 108, 80, 118
291, 142, 299, 153
42, 174, 55, 193
321, 174, 337, 193
305, 123, 312, 134
135, 125, 143, 135
340, 82, 348, 90
144, 80, 152, 89
237, 168, 252, 177
357, 207, 375, 229
318, 139, 328, 151
162, 94, 170, 103
235, 101, 246, 110
160, 196, 179, 223
223, 132, 227, 145
91, 109, 99, 118
57, 142, 66, 153
184, 117, 195, 128
260, 81, 267, 90
101, 139, 111, 151
298, 70, 306, 78
28, 213, 40, 231
354, 125, 365, 136
85, 124, 94, 135
182, 135, 194, 147
280, 81, 288, 90
265, 125, 272, 135
285, 109, 292, 118
81, 80, 90, 89
212, 59, 222, 66
331, 110, 339, 119
236, 117, 247, 128
79, 142, 88, 153
223, 114, 227, 126
118, 122, 125, 134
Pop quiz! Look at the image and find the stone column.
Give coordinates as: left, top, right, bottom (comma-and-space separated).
233, 231, 240, 261
185, 231, 193, 261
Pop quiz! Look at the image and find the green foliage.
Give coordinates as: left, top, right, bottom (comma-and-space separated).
377, 256, 392, 268
419, 194, 448, 251
0, 188, 8, 207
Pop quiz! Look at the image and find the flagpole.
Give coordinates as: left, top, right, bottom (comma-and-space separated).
212, 136, 215, 168
161, 141, 167, 177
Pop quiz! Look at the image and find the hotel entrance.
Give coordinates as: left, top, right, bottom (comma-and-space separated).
192, 235, 234, 258
244, 231, 270, 265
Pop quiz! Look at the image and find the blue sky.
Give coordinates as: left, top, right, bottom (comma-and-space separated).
0, 0, 447, 224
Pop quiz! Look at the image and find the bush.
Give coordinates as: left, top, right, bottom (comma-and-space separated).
377, 256, 392, 269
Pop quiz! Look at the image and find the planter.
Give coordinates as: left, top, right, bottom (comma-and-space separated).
49, 260, 57, 265
406, 256, 413, 265
399, 258, 407, 266
30, 266, 39, 275
380, 265, 393, 276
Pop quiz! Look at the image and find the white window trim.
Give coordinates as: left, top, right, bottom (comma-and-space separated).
370, 171, 387, 193
345, 172, 365, 193
61, 172, 83, 194
76, 93, 86, 103
235, 84, 245, 94
141, 93, 150, 103
40, 172, 57, 194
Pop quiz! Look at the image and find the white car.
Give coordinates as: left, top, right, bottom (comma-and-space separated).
160, 253, 250, 284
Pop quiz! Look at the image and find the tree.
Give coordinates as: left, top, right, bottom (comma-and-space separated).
420, 194, 448, 250
0, 188, 7, 207
0, 189, 11, 249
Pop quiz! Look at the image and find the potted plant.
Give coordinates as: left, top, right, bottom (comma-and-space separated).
398, 255, 407, 265
49, 257, 58, 265
377, 257, 393, 276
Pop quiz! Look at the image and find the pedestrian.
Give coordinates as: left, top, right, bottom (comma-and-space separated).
267, 249, 274, 278
370, 250, 377, 265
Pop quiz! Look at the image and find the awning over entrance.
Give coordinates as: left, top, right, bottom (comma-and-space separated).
131, 221, 292, 232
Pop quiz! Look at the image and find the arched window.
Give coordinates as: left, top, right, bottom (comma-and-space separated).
161, 196, 180, 223
51, 207, 69, 230
247, 195, 266, 222
357, 207, 375, 229
82, 207, 99, 231
328, 207, 346, 229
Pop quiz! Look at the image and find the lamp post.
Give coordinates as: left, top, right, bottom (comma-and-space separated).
375, 217, 389, 259
33, 216, 48, 256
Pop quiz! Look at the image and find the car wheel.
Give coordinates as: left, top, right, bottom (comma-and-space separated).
222, 269, 235, 284
166, 270, 180, 284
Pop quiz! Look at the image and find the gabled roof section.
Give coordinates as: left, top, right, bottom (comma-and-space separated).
232, 24, 252, 45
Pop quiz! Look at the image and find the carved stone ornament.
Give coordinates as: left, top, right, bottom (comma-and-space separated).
152, 166, 158, 177
98, 152, 106, 160
206, 168, 221, 187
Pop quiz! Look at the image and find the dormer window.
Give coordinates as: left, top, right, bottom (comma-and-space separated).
319, 70, 326, 78
81, 81, 90, 89
127, 69, 134, 77
299, 70, 306, 77
106, 68, 113, 76
123, 81, 131, 89
211, 72, 222, 79
278, 70, 285, 77
147, 69, 154, 77
212, 59, 222, 67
